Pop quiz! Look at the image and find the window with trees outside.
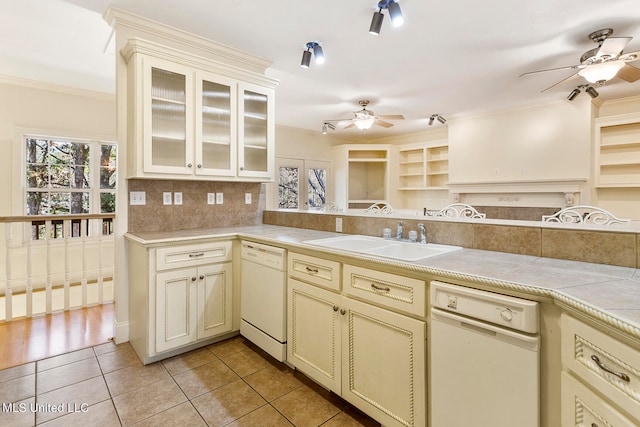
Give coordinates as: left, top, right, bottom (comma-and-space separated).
25, 136, 117, 240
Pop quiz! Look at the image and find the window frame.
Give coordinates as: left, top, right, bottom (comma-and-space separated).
15, 131, 117, 242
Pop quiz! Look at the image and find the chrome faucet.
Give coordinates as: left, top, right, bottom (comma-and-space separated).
418, 223, 427, 244
396, 221, 403, 239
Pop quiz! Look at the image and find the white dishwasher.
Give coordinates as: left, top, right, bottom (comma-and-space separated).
430, 281, 540, 427
240, 241, 287, 361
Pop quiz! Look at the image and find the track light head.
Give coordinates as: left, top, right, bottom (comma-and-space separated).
585, 86, 599, 99
369, 0, 403, 35
322, 123, 328, 134
369, 9, 384, 35
300, 49, 311, 68
428, 114, 446, 125
301, 42, 324, 68
567, 88, 581, 101
388, 1, 404, 27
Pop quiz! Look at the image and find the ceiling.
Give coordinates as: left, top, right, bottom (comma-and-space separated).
2, 0, 640, 138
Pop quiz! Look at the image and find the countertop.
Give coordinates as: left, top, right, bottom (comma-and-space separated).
126, 224, 640, 341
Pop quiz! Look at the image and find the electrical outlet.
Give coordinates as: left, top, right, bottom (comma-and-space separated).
336, 217, 343, 232
163, 192, 172, 205
245, 193, 252, 204
174, 192, 183, 205
208, 193, 216, 205
130, 191, 146, 205
216, 193, 224, 204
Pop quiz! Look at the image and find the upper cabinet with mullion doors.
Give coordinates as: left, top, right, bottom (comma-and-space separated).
121, 38, 277, 182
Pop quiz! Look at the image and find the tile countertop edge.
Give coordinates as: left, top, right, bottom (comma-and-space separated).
124, 226, 640, 343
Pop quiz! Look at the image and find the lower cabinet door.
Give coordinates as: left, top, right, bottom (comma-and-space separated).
156, 268, 198, 352
562, 372, 638, 427
287, 278, 342, 393
342, 297, 426, 427
197, 263, 233, 340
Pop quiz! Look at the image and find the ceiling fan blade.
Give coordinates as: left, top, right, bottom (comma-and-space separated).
617, 63, 640, 82
620, 49, 640, 61
519, 64, 582, 78
377, 114, 405, 120
374, 120, 393, 128
541, 72, 581, 93
596, 37, 632, 58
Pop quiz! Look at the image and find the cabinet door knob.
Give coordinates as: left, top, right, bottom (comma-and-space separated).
333, 305, 339, 312
191, 277, 197, 281
197, 164, 202, 168
187, 163, 193, 168
240, 166, 245, 171
199, 275, 204, 280
340, 309, 346, 315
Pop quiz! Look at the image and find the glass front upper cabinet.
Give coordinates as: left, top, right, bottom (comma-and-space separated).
195, 71, 237, 176
144, 60, 194, 174
238, 82, 274, 179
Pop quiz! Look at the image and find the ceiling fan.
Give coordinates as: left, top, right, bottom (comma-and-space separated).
325, 100, 404, 131
520, 28, 640, 92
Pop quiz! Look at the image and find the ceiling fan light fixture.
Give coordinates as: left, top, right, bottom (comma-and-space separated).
355, 118, 375, 130
388, 1, 403, 27
578, 60, 625, 83
369, 9, 384, 35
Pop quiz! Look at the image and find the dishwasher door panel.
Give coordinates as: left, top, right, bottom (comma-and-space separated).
241, 259, 286, 342
430, 308, 540, 427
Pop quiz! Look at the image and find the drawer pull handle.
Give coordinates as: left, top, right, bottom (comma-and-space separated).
333, 305, 339, 312
189, 253, 205, 258
591, 355, 630, 382
371, 283, 391, 292
305, 266, 319, 274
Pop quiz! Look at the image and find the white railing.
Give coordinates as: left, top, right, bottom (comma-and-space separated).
0, 214, 115, 321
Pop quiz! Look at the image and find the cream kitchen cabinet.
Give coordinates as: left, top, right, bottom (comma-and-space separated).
127, 239, 234, 364
561, 314, 640, 425
287, 255, 426, 427
155, 262, 232, 353
121, 38, 277, 181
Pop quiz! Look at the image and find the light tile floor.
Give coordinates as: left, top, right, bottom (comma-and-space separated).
0, 336, 381, 427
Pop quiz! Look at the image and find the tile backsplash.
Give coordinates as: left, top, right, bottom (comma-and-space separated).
128, 179, 265, 233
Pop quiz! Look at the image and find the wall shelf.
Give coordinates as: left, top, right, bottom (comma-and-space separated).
397, 141, 449, 191
595, 113, 640, 188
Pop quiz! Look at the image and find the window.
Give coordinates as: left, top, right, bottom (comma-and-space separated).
24, 136, 117, 239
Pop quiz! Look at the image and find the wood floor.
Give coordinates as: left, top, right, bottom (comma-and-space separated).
0, 303, 114, 371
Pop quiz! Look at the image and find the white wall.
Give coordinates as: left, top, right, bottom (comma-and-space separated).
449, 98, 592, 183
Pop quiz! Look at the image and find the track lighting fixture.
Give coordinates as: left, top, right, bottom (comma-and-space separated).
428, 114, 446, 125
321, 122, 336, 134
369, 0, 403, 35
567, 84, 599, 101
301, 42, 324, 68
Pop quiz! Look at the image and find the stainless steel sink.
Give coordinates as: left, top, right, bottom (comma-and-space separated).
304, 235, 461, 261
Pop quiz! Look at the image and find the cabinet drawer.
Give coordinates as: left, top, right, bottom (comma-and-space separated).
156, 241, 232, 271
343, 264, 426, 317
561, 314, 640, 421
562, 372, 638, 427
288, 252, 341, 291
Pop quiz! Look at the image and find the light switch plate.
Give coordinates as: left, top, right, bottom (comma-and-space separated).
336, 217, 343, 232
163, 192, 172, 205
244, 193, 252, 204
130, 191, 146, 206
208, 193, 215, 205
216, 193, 224, 204
174, 192, 183, 205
